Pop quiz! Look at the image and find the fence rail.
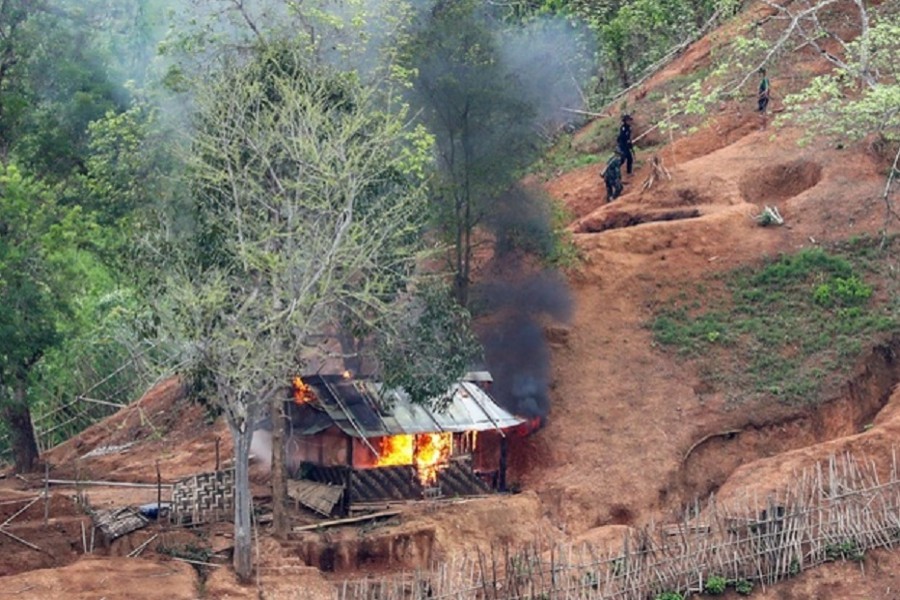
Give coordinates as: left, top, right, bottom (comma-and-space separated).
336, 451, 900, 599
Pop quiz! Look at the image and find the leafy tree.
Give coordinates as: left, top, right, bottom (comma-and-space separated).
376, 280, 483, 404
598, 0, 699, 87
779, 7, 900, 217
0, 0, 173, 468
0, 0, 34, 158
0, 165, 92, 471
158, 0, 417, 90
0, 1, 129, 181
400, 0, 540, 307
158, 43, 431, 581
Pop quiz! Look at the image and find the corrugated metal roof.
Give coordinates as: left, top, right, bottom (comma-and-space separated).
287, 375, 525, 438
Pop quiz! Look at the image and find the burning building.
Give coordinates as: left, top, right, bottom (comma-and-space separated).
285, 372, 524, 515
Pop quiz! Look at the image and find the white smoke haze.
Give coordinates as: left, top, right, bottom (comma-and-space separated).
250, 428, 273, 474
496, 16, 596, 131
157, 0, 416, 86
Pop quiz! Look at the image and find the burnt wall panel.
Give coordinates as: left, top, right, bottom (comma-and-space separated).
302, 463, 351, 486
350, 466, 421, 502
352, 437, 386, 469
321, 428, 349, 466
473, 430, 502, 472
438, 459, 493, 497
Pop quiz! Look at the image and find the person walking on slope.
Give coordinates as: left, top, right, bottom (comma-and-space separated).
601, 150, 624, 203
757, 68, 771, 130
617, 114, 635, 176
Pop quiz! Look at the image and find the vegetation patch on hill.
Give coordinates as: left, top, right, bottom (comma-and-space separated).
649, 235, 900, 405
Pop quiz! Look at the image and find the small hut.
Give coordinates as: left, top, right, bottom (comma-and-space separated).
284, 372, 524, 515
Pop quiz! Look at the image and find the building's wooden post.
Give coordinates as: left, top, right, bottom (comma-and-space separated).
499, 436, 509, 492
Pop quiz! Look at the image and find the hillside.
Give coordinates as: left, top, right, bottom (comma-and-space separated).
2, 0, 899, 598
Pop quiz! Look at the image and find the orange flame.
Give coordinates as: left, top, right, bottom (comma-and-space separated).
414, 433, 452, 487
513, 416, 544, 437
376, 434, 414, 466
373, 433, 453, 487
292, 376, 316, 405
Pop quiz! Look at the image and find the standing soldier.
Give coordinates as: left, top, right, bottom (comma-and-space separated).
617, 114, 635, 176
601, 150, 624, 203
757, 68, 771, 130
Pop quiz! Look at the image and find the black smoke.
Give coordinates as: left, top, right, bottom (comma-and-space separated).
474, 264, 572, 419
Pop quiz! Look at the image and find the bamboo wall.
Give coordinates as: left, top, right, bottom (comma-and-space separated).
336, 451, 900, 599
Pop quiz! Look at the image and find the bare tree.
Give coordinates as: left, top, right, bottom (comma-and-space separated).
158, 43, 429, 582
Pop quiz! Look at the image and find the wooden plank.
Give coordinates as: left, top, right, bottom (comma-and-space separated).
292, 509, 402, 532
45, 478, 174, 489
349, 494, 494, 513
288, 479, 344, 516
91, 507, 149, 540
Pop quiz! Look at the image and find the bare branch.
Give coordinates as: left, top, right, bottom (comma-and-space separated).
229, 0, 265, 46
731, 0, 842, 95
881, 143, 900, 242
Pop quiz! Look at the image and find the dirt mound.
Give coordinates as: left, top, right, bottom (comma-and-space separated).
713, 374, 900, 505
751, 547, 900, 600
42, 377, 232, 483
0, 557, 198, 599
680, 337, 900, 500
739, 159, 823, 204
576, 207, 700, 233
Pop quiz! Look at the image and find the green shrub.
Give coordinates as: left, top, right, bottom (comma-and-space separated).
647, 239, 900, 407
825, 539, 865, 562
654, 592, 684, 600
704, 575, 727, 594
734, 579, 753, 595
751, 248, 852, 286
813, 275, 872, 308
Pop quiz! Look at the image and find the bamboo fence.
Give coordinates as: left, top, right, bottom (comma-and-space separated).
336, 451, 900, 599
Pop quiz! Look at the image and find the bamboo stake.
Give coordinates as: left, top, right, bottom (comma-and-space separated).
43, 464, 50, 527
128, 533, 159, 558
0, 528, 46, 554
44, 478, 174, 489
0, 495, 42, 529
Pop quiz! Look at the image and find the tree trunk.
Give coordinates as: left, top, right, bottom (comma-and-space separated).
2, 379, 40, 473
270, 395, 289, 539
232, 426, 254, 582
337, 330, 363, 376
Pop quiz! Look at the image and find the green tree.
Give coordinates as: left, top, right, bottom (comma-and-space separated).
400, 0, 540, 307
0, 0, 173, 468
159, 43, 431, 581
376, 280, 483, 404
780, 9, 900, 214
0, 165, 85, 471
0, 0, 129, 181
598, 0, 699, 87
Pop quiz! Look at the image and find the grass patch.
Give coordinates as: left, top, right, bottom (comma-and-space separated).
530, 118, 619, 180
648, 237, 900, 406
644, 66, 712, 104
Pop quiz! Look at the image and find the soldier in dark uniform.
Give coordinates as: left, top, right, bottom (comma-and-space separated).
757, 68, 771, 130
617, 114, 634, 175
601, 150, 624, 203
757, 68, 770, 113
